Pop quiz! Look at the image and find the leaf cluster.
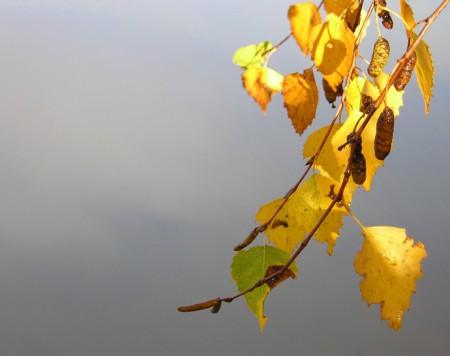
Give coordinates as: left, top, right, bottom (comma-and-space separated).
179, 0, 446, 332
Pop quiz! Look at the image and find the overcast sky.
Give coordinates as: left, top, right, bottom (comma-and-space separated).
0, 1, 449, 355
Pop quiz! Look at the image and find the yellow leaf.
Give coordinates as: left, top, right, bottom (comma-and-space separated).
255, 197, 304, 254
309, 14, 356, 91
331, 108, 382, 191
411, 33, 434, 115
352, 8, 369, 41
256, 173, 354, 255
345, 76, 365, 115
374, 72, 405, 116
399, 0, 416, 31
289, 174, 354, 255
282, 68, 319, 135
399, 0, 434, 114
334, 75, 405, 189
242, 67, 284, 115
346, 75, 404, 117
288, 3, 322, 56
345, 0, 363, 32
303, 124, 345, 181
354, 226, 427, 330
323, 0, 354, 16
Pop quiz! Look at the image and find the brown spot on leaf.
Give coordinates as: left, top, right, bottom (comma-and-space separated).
271, 219, 288, 229
264, 265, 296, 289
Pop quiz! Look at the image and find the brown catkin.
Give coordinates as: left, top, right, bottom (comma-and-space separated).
368, 37, 390, 78
376, 0, 394, 29
210, 301, 222, 314
374, 107, 395, 160
233, 228, 259, 251
360, 94, 375, 114
394, 51, 417, 91
349, 134, 366, 185
178, 299, 220, 312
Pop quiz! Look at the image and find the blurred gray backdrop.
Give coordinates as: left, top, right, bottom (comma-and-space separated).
0, 1, 449, 355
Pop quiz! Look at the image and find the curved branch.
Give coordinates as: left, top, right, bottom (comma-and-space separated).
178, 0, 448, 313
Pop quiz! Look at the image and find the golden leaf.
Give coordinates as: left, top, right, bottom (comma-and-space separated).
399, 0, 434, 114
323, 0, 354, 16
399, 0, 416, 31
288, 3, 322, 56
374, 72, 405, 116
352, 8, 369, 41
334, 75, 405, 189
255, 197, 303, 254
345, 76, 365, 115
354, 226, 427, 330
282, 68, 319, 135
411, 33, 434, 115
256, 173, 354, 255
289, 174, 354, 255
331, 109, 383, 191
309, 14, 356, 91
303, 124, 344, 181
346, 0, 363, 32
242, 67, 284, 115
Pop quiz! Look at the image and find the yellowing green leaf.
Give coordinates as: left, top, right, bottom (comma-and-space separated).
232, 42, 272, 69
231, 246, 298, 331
288, 3, 322, 56
400, 0, 416, 31
263, 66, 284, 91
323, 0, 354, 16
282, 68, 319, 135
354, 226, 427, 330
309, 14, 356, 91
242, 67, 283, 114
411, 33, 434, 115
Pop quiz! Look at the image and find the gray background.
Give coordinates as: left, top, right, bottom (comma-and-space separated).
0, 1, 449, 355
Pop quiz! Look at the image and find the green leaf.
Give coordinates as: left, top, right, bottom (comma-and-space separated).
231, 245, 297, 331
232, 42, 272, 69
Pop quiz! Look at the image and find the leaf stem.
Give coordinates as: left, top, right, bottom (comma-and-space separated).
381, 6, 413, 31
342, 202, 366, 231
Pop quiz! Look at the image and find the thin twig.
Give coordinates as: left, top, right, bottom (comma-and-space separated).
261, 33, 292, 57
